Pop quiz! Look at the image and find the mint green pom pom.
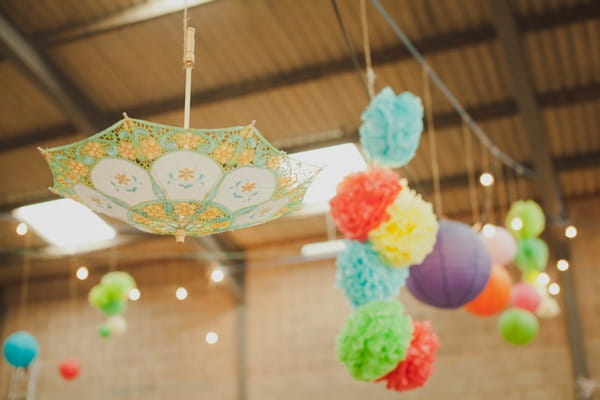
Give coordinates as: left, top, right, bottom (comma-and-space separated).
336, 300, 413, 381
101, 272, 136, 299
514, 238, 548, 272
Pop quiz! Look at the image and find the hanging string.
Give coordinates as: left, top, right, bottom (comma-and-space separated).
109, 247, 118, 272
18, 232, 32, 329
494, 158, 506, 224
360, 0, 375, 98
462, 123, 480, 224
422, 67, 443, 216
182, 0, 195, 131
480, 142, 494, 225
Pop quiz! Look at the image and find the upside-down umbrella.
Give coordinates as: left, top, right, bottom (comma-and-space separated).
39, 24, 319, 243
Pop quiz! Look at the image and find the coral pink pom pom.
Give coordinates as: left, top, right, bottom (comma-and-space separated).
376, 321, 439, 392
329, 168, 401, 241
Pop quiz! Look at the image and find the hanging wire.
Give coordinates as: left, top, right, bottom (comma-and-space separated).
462, 122, 480, 224
19, 232, 32, 328
368, 0, 534, 178
495, 158, 508, 223
422, 66, 443, 216
360, 0, 376, 98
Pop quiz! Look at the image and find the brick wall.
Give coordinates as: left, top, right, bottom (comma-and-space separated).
1, 198, 598, 399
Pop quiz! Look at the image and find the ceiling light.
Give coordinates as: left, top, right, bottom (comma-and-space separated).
510, 217, 523, 231
176, 287, 188, 300
210, 269, 225, 283
129, 288, 141, 301
548, 283, 560, 295
13, 199, 116, 248
205, 331, 219, 345
565, 225, 577, 239
76, 266, 89, 280
481, 223, 496, 238
291, 143, 366, 207
16, 222, 28, 236
536, 272, 550, 287
556, 259, 569, 272
479, 172, 494, 187
301, 240, 346, 259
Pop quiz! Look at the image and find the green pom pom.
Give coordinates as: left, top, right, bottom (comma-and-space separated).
505, 200, 545, 239
88, 285, 111, 310
336, 300, 413, 381
498, 308, 538, 345
98, 324, 111, 338
101, 272, 136, 300
514, 238, 548, 272
100, 299, 127, 316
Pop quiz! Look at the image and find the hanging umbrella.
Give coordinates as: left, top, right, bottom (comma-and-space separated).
38, 22, 320, 243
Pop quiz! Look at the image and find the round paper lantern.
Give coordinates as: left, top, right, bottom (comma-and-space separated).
59, 358, 80, 380
537, 294, 560, 319
465, 265, 512, 316
514, 238, 549, 273
505, 200, 545, 239
511, 283, 541, 313
498, 308, 538, 345
336, 240, 408, 308
336, 300, 413, 381
369, 187, 438, 268
106, 315, 127, 336
479, 225, 517, 266
3, 331, 39, 368
406, 220, 492, 308
329, 168, 401, 241
375, 321, 439, 392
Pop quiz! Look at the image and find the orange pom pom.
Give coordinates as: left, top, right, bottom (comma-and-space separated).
329, 168, 401, 241
376, 321, 439, 392
465, 265, 513, 316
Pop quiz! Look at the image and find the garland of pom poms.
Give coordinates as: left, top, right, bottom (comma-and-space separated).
88, 271, 137, 338
331, 86, 440, 393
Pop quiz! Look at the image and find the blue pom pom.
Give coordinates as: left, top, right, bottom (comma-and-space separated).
3, 331, 39, 368
336, 240, 408, 308
359, 87, 424, 167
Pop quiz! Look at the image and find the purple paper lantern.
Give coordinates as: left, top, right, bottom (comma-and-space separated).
407, 220, 492, 309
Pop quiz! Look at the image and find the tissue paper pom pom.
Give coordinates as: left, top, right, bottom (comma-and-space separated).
465, 265, 512, 316
536, 294, 560, 319
510, 283, 541, 313
376, 321, 439, 392
329, 168, 401, 241
359, 87, 424, 167
336, 240, 408, 308
369, 188, 438, 268
101, 271, 136, 299
514, 238, 549, 273
336, 300, 413, 381
3, 331, 39, 368
505, 200, 545, 239
498, 308, 538, 346
479, 225, 517, 266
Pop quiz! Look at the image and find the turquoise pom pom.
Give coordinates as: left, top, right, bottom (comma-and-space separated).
3, 331, 39, 368
336, 240, 408, 308
359, 87, 424, 167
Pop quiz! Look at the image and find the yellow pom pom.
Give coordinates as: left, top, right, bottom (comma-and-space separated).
368, 188, 438, 268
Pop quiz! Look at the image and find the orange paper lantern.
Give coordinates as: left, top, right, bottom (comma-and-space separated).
465, 265, 512, 316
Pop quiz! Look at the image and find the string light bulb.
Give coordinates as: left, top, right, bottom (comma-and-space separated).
479, 172, 494, 187
210, 268, 225, 283
481, 223, 496, 238
16, 222, 28, 236
548, 283, 560, 295
565, 225, 577, 239
75, 266, 88, 280
510, 217, 523, 231
556, 259, 569, 272
205, 331, 219, 345
176, 287, 188, 300
536, 272, 550, 287
129, 288, 141, 301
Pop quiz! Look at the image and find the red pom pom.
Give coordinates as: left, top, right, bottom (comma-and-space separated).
376, 321, 439, 392
329, 168, 401, 241
59, 358, 80, 380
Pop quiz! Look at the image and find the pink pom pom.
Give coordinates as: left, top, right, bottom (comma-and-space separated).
511, 283, 541, 313
376, 321, 439, 392
329, 168, 401, 241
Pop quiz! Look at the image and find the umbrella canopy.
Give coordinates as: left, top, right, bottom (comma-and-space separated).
40, 117, 320, 242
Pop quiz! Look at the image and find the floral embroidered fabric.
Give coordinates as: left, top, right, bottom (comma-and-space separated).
41, 117, 320, 240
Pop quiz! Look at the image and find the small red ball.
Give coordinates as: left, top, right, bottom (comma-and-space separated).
329, 168, 401, 241
59, 358, 80, 380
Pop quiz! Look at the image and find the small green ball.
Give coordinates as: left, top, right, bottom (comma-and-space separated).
100, 299, 127, 316
101, 272, 136, 300
505, 200, 545, 239
98, 325, 111, 338
336, 300, 413, 381
88, 285, 110, 310
498, 308, 538, 345
514, 238, 549, 272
